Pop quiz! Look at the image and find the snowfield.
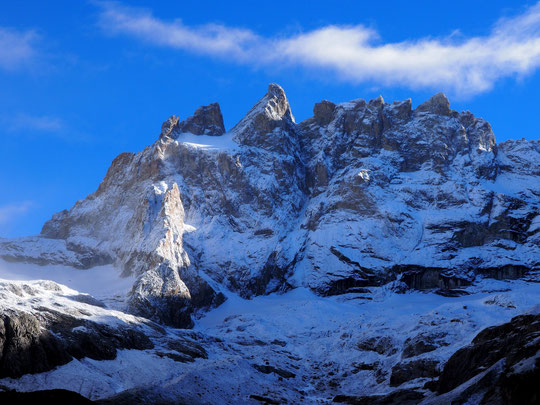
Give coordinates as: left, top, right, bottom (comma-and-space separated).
0, 259, 135, 310
1, 259, 539, 403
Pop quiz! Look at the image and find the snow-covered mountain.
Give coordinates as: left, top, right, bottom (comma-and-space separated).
0, 84, 538, 404
2, 83, 538, 327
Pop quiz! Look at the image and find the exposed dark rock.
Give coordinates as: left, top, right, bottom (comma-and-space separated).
357, 336, 398, 356
396, 266, 471, 290
166, 338, 208, 360
270, 339, 287, 347
178, 103, 225, 136
333, 389, 425, 404
415, 92, 452, 116
129, 293, 194, 329
389, 99, 412, 121
0, 311, 71, 378
402, 332, 448, 358
390, 358, 440, 386
322, 277, 377, 296
438, 313, 540, 397
478, 264, 530, 280
249, 394, 281, 404
313, 100, 336, 125
0, 309, 154, 379
351, 362, 378, 372
434, 289, 470, 297
159, 115, 180, 140
252, 364, 296, 379
0, 389, 94, 404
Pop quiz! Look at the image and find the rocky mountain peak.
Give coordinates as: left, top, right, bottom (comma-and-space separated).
368, 95, 385, 108
265, 83, 293, 121
231, 83, 298, 152
253, 82, 294, 125
159, 115, 180, 140
415, 92, 452, 116
313, 100, 336, 125
177, 102, 225, 137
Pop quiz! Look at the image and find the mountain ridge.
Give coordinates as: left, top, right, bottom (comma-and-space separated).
1, 83, 538, 328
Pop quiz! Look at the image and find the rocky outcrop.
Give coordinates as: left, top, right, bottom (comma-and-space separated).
333, 389, 425, 405
2, 84, 538, 328
177, 103, 225, 136
0, 311, 71, 378
0, 389, 95, 405
0, 278, 209, 388
402, 332, 448, 359
0, 306, 153, 379
437, 312, 540, 403
390, 358, 440, 386
415, 92, 452, 116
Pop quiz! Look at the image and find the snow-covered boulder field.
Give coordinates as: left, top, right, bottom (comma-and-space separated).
0, 84, 538, 403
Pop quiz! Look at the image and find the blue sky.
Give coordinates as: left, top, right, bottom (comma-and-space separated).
1, 0, 540, 237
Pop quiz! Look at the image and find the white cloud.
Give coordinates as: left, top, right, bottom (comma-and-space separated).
0, 27, 37, 71
0, 201, 34, 225
3, 113, 65, 133
1, 113, 95, 143
97, 2, 540, 96
98, 2, 262, 61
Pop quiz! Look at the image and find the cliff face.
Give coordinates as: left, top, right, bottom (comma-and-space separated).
2, 84, 538, 327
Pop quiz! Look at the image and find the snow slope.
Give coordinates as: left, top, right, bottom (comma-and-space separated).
1, 273, 539, 403
0, 259, 134, 310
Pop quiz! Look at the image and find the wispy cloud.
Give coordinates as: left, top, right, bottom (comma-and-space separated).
97, 2, 540, 96
4, 113, 65, 133
0, 201, 34, 225
0, 27, 38, 71
0, 113, 95, 143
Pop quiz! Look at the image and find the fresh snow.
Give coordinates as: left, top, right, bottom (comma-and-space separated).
0, 259, 134, 309
2, 272, 540, 403
176, 132, 238, 150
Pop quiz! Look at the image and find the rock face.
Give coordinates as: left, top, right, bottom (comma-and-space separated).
1, 83, 539, 327
0, 389, 95, 405
0, 280, 155, 379
0, 309, 153, 378
178, 103, 225, 136
436, 312, 540, 403
390, 358, 440, 386
0, 279, 207, 383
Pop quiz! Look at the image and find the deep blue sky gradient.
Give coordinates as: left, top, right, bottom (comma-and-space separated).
1, 1, 539, 237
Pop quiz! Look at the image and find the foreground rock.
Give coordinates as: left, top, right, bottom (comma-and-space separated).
0, 389, 95, 404
432, 311, 540, 404
0, 274, 539, 404
0, 279, 206, 380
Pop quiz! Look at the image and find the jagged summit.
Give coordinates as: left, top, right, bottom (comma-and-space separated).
178, 102, 225, 137
313, 100, 336, 125
159, 103, 225, 141
159, 115, 180, 140
415, 92, 452, 116
265, 82, 294, 122
231, 83, 298, 153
